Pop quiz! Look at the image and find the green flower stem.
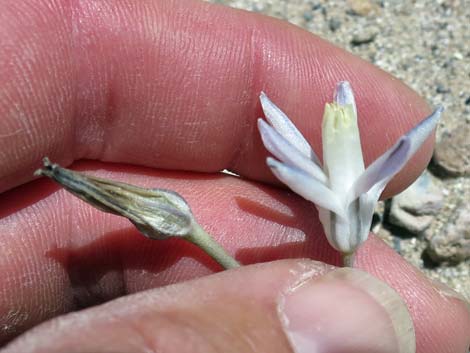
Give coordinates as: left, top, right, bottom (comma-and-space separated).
342, 252, 355, 267
186, 222, 240, 269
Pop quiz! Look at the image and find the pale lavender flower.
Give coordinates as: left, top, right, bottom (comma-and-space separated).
258, 81, 442, 256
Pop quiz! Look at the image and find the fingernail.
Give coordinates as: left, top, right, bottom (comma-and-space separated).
278, 268, 415, 353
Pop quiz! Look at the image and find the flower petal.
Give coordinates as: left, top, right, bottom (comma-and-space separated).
334, 81, 357, 116
322, 102, 365, 194
258, 119, 327, 183
358, 182, 386, 243
406, 106, 444, 157
266, 157, 345, 217
349, 137, 411, 202
260, 92, 321, 165
350, 107, 443, 202
317, 206, 353, 252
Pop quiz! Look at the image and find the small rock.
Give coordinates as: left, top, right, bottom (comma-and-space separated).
441, 60, 454, 69
390, 212, 434, 235
311, 3, 323, 11
328, 18, 341, 32
387, 171, 444, 234
350, 30, 377, 46
432, 122, 470, 177
426, 203, 470, 264
303, 12, 313, 22
347, 0, 378, 16
436, 84, 450, 94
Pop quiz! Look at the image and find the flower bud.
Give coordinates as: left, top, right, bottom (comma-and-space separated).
35, 158, 193, 239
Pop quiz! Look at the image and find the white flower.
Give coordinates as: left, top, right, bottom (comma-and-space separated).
258, 81, 442, 255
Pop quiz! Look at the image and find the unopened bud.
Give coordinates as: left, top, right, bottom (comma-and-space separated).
35, 157, 192, 239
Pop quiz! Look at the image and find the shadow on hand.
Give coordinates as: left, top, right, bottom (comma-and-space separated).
233, 184, 341, 267
16, 161, 341, 310
46, 227, 221, 309
0, 178, 59, 219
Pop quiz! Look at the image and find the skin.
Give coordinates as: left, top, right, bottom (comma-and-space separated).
0, 0, 469, 352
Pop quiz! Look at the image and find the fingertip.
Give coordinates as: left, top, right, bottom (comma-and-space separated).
356, 236, 470, 353
280, 266, 415, 353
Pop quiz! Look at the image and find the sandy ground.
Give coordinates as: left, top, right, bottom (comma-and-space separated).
208, 0, 470, 299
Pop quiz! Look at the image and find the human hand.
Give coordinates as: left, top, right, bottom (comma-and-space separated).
0, 0, 469, 352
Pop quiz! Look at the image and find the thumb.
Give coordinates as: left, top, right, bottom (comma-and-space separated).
2, 260, 415, 353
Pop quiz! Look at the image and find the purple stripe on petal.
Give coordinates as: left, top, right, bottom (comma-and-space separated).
258, 119, 327, 183
406, 106, 443, 157
350, 137, 411, 202
350, 107, 442, 203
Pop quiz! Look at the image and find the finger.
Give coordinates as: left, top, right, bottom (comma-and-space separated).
355, 237, 470, 353
1, 163, 469, 352
2, 260, 418, 353
0, 0, 432, 195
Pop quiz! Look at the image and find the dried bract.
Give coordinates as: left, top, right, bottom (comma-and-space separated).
35, 158, 192, 239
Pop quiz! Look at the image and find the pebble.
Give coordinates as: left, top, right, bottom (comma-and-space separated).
426, 203, 470, 263
303, 12, 313, 22
432, 122, 470, 177
350, 30, 377, 46
436, 84, 450, 94
347, 0, 378, 16
328, 18, 341, 32
387, 171, 443, 234
311, 3, 323, 11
